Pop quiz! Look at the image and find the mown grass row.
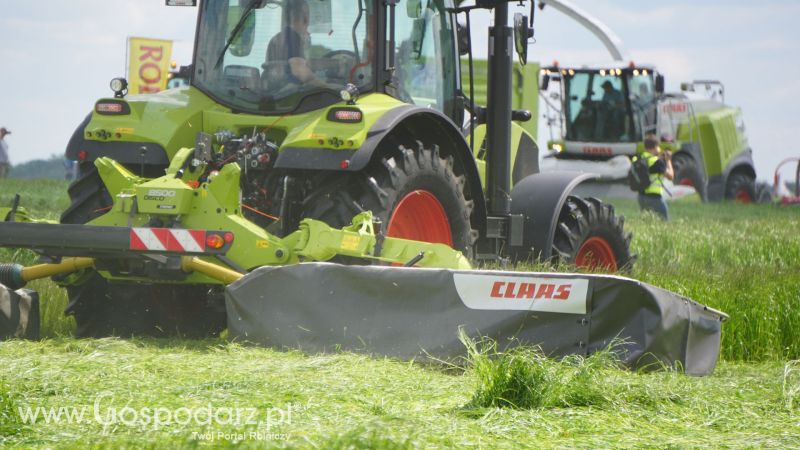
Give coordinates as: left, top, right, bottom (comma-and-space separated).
1, 179, 799, 361
0, 338, 798, 448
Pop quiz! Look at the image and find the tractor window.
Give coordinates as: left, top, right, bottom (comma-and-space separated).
392, 0, 457, 115
193, 0, 374, 115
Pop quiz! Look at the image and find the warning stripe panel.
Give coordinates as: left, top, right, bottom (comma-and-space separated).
129, 228, 207, 253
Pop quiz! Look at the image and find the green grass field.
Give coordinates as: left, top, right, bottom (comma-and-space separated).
1, 179, 799, 448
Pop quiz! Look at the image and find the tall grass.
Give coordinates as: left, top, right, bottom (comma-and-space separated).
1, 178, 799, 361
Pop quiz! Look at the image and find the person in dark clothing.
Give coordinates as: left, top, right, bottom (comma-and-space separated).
265, 0, 350, 88
633, 137, 674, 220
595, 80, 625, 140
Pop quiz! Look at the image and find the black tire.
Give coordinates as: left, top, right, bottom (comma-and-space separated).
725, 172, 756, 203
552, 196, 633, 271
59, 164, 227, 338
60, 163, 113, 224
671, 154, 707, 202
302, 141, 477, 255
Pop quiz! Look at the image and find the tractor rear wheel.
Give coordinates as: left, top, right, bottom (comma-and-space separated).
725, 172, 756, 203
60, 164, 226, 338
671, 154, 707, 201
302, 141, 477, 256
552, 196, 632, 271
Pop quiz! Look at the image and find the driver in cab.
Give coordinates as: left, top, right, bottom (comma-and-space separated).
266, 0, 351, 88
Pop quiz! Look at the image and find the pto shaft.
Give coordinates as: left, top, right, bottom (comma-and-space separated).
0, 257, 95, 290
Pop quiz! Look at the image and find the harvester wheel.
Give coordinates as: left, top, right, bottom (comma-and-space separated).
59, 164, 227, 338
552, 196, 632, 271
725, 172, 756, 203
671, 154, 707, 201
302, 141, 477, 255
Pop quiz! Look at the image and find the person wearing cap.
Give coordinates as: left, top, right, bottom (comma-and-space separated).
595, 80, 625, 140
0, 127, 10, 178
633, 136, 674, 220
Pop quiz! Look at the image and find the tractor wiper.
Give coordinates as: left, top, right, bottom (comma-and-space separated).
214, 0, 261, 69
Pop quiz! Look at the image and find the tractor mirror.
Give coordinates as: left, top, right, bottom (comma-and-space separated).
406, 0, 423, 18
655, 74, 665, 94
513, 13, 532, 66
541, 73, 550, 91
456, 21, 470, 56
228, 9, 256, 57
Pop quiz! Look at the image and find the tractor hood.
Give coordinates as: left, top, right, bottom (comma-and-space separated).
66, 87, 224, 167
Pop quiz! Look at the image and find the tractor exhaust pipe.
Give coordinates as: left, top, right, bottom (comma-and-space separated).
485, 3, 513, 216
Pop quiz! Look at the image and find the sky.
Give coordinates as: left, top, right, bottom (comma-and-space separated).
0, 0, 798, 181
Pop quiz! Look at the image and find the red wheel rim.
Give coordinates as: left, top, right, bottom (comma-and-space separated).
575, 237, 618, 271
735, 190, 752, 203
386, 190, 453, 246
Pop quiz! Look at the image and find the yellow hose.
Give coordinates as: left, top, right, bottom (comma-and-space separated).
21, 257, 95, 282
181, 256, 244, 284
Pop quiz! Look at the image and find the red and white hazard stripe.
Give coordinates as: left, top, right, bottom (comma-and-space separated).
129, 228, 207, 253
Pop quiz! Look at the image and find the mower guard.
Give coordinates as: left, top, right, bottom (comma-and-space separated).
226, 263, 726, 375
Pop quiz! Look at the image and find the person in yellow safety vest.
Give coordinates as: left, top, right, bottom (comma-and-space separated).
634, 137, 674, 220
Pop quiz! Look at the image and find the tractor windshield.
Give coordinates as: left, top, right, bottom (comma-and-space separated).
194, 0, 374, 115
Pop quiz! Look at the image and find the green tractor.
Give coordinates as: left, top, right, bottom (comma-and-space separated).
57, 0, 632, 336
539, 64, 759, 202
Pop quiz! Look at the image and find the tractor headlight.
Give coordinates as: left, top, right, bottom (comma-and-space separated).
109, 78, 128, 98
340, 83, 359, 105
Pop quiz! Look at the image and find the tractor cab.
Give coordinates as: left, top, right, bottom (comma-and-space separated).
191, 0, 460, 120
542, 64, 662, 157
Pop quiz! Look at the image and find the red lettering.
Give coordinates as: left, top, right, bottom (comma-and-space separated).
662, 103, 687, 113
516, 283, 536, 299
554, 284, 572, 300
139, 62, 162, 84
138, 85, 161, 94
490, 281, 504, 298
582, 146, 613, 156
139, 45, 164, 62
503, 282, 516, 298
535, 284, 555, 299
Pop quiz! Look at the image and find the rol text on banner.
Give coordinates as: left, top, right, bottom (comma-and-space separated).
127, 37, 173, 94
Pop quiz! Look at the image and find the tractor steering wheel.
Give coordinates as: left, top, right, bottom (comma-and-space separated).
322, 50, 358, 84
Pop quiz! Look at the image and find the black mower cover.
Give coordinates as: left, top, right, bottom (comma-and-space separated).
0, 284, 39, 340
226, 264, 726, 376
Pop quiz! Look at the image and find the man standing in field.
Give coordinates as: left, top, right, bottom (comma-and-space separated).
633, 137, 674, 220
0, 127, 10, 178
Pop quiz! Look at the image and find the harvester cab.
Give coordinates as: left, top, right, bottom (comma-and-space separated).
541, 63, 759, 202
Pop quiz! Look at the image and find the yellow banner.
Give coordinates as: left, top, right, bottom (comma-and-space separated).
127, 37, 173, 94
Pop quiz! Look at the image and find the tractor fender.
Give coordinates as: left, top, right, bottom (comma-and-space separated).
510, 171, 594, 260
65, 112, 169, 167
347, 105, 488, 235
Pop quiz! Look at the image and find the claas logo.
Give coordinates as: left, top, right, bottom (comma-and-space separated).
489, 281, 572, 300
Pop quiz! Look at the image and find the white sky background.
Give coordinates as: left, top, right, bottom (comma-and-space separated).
0, 0, 798, 181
